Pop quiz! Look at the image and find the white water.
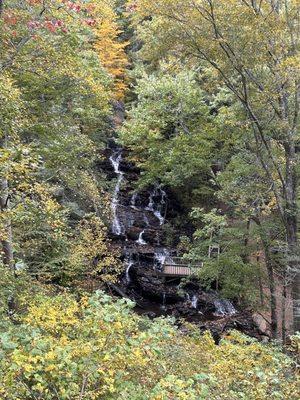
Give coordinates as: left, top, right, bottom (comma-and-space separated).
125, 254, 134, 284
161, 292, 166, 309
130, 192, 139, 210
143, 214, 150, 226
154, 248, 173, 265
146, 190, 155, 212
153, 248, 175, 272
146, 186, 166, 225
155, 187, 166, 225
213, 299, 237, 316
191, 295, 198, 309
136, 230, 147, 245
154, 210, 165, 226
109, 150, 124, 235
127, 212, 135, 228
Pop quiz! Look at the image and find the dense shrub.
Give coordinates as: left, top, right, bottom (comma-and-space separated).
0, 291, 299, 399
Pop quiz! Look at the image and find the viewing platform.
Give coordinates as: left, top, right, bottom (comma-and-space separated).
158, 257, 203, 277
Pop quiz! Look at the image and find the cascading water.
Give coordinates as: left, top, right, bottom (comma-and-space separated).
106, 146, 249, 338
146, 190, 155, 212
130, 192, 138, 210
125, 254, 134, 284
154, 248, 174, 270
127, 213, 135, 228
161, 292, 166, 310
154, 210, 165, 226
191, 295, 198, 309
184, 292, 202, 311
154, 250, 167, 266
136, 230, 147, 245
143, 214, 150, 226
156, 188, 167, 225
213, 299, 237, 316
146, 186, 166, 225
109, 150, 124, 235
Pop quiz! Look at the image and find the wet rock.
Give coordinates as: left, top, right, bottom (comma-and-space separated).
144, 311, 157, 319
184, 281, 200, 291
103, 146, 261, 341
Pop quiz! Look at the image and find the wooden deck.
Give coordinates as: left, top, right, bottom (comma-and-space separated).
158, 258, 203, 277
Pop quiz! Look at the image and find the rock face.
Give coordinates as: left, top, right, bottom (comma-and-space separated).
106, 146, 262, 341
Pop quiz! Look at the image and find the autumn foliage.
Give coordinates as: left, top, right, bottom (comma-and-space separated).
0, 291, 299, 399
94, 18, 129, 100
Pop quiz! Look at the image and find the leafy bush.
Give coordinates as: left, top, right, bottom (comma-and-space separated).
0, 291, 299, 399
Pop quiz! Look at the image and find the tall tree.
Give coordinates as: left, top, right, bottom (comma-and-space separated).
92, 0, 129, 100
0, 75, 22, 269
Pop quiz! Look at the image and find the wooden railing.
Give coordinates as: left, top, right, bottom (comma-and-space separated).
159, 258, 203, 277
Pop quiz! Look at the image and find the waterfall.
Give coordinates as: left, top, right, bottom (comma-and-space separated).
146, 190, 154, 212
130, 192, 138, 210
125, 254, 134, 284
191, 295, 198, 309
106, 145, 243, 331
127, 212, 135, 228
161, 292, 166, 310
109, 150, 124, 235
146, 186, 166, 225
136, 230, 147, 245
153, 248, 175, 272
213, 299, 237, 316
155, 187, 166, 225
143, 214, 150, 226
154, 248, 168, 264
154, 209, 165, 226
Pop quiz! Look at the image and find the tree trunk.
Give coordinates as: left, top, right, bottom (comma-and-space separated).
0, 179, 14, 268
0, 133, 14, 269
286, 219, 300, 333
284, 142, 300, 333
292, 274, 300, 332
265, 250, 278, 338
282, 275, 287, 344
252, 217, 278, 338
285, 220, 300, 333
242, 219, 251, 263
257, 250, 264, 306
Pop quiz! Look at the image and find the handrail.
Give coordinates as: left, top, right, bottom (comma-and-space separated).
163, 263, 203, 268
160, 260, 203, 277
162, 259, 203, 267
